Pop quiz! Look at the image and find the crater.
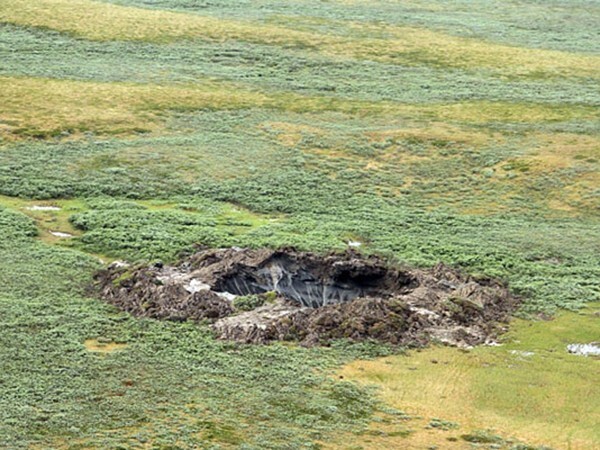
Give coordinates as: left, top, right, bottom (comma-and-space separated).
94, 247, 518, 347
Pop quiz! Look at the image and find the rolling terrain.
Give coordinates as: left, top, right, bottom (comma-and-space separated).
0, 1, 598, 448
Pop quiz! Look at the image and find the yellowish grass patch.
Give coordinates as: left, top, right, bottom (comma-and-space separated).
365, 123, 500, 148
0, 0, 320, 46
346, 21, 600, 77
267, 14, 600, 77
334, 305, 600, 450
84, 339, 128, 354
2, 76, 597, 140
259, 121, 325, 147
490, 132, 600, 214
1, 0, 599, 77
0, 76, 268, 139
526, 133, 600, 170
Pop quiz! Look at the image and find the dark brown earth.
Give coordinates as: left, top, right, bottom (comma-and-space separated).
93, 247, 519, 347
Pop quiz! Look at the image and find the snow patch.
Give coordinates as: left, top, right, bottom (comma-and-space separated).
26, 205, 61, 211
567, 343, 600, 357
184, 279, 211, 294
50, 231, 73, 238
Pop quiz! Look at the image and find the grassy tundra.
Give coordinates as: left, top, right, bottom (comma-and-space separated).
0, 0, 598, 448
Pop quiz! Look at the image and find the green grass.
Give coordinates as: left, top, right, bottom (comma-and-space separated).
104, 0, 600, 54
0, 206, 390, 449
0, 0, 599, 448
69, 197, 277, 261
3, 25, 599, 107
3, 75, 597, 141
2, 0, 598, 77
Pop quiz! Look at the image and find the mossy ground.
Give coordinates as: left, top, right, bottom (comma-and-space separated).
0, 0, 598, 448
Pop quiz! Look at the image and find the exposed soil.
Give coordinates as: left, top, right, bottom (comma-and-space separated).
93, 248, 519, 347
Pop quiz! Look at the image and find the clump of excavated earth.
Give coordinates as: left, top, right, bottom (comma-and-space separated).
94, 247, 518, 347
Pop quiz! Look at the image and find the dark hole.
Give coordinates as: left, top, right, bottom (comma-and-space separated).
213, 254, 415, 308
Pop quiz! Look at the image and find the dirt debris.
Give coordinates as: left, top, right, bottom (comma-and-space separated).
94, 247, 518, 347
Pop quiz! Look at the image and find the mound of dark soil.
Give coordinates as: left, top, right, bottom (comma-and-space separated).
93, 248, 518, 347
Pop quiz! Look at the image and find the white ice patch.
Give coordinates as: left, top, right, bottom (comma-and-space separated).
109, 260, 130, 269
49, 231, 73, 238
184, 279, 211, 294
156, 268, 190, 285
567, 343, 600, 357
216, 291, 237, 301
26, 205, 61, 211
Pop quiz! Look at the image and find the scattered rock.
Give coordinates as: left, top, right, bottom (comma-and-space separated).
93, 247, 518, 347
